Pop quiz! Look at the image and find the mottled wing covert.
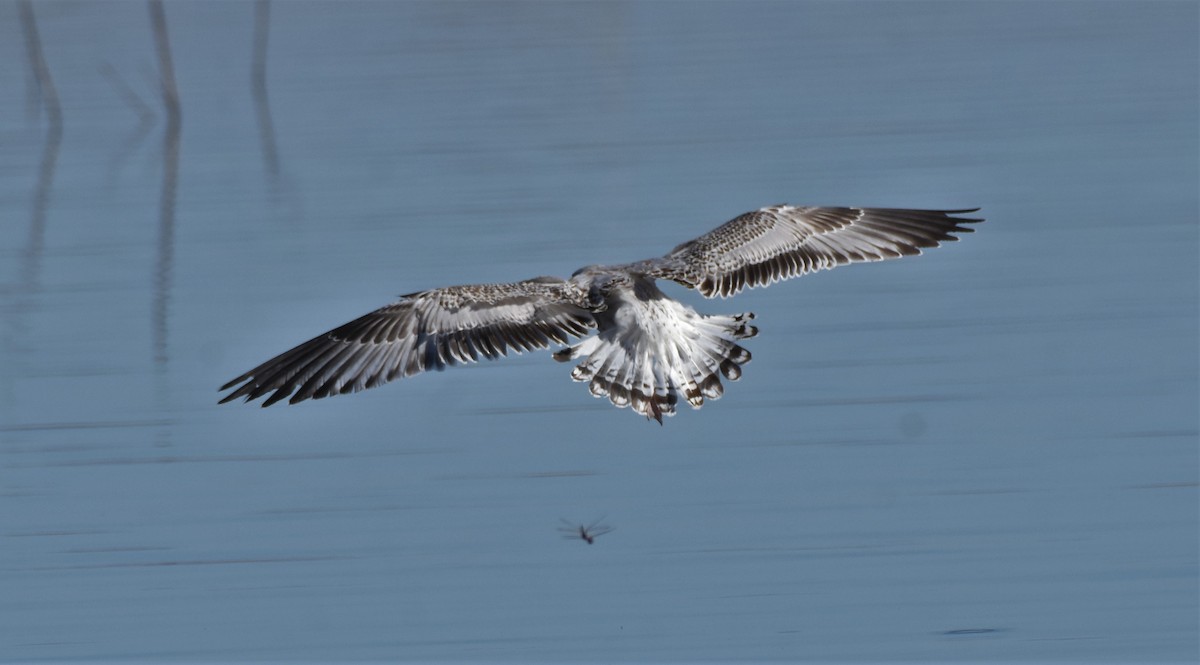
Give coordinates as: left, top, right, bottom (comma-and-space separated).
648, 206, 983, 297
219, 277, 594, 406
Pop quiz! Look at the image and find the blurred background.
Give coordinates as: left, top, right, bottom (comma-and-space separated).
1, 1, 1196, 661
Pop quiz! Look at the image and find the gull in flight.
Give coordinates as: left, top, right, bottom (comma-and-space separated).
220, 205, 982, 422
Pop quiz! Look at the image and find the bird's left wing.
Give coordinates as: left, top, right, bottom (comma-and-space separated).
641, 206, 982, 298
219, 277, 594, 406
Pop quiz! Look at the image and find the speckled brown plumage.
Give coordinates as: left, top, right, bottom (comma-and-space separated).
220, 205, 982, 421
646, 206, 981, 297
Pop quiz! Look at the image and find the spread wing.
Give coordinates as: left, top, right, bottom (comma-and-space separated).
644, 206, 983, 298
219, 277, 594, 406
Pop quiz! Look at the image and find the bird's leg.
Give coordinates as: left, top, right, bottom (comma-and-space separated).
648, 399, 664, 425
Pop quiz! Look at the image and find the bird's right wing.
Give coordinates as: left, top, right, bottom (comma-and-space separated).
219, 277, 595, 406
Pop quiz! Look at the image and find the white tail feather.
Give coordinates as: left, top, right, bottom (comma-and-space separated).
553, 278, 753, 422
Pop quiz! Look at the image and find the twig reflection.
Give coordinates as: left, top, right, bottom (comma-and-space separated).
100, 63, 156, 181
149, 0, 181, 368
18, 0, 62, 293
101, 62, 156, 125
252, 0, 280, 180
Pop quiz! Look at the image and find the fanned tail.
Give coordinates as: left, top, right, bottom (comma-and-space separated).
554, 309, 757, 424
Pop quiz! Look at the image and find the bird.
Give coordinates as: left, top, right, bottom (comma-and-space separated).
219, 205, 982, 423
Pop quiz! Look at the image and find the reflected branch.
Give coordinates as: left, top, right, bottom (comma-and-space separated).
100, 63, 157, 183
252, 0, 280, 179
149, 0, 181, 127
101, 62, 156, 125
7, 0, 62, 411
150, 0, 181, 367
18, 0, 63, 293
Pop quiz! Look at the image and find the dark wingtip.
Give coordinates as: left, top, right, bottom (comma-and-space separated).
945, 208, 985, 225
261, 390, 289, 408
219, 374, 247, 392
218, 376, 254, 404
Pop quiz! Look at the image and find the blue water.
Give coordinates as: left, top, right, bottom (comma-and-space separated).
2, 1, 1196, 661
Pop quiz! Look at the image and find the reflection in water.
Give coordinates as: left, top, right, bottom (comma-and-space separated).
149, 0, 181, 369
252, 0, 280, 180
7, 0, 63, 394
99, 63, 156, 182
149, 0, 182, 447
100, 63, 156, 125
17, 0, 62, 293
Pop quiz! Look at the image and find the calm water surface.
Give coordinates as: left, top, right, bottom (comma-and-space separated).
1, 1, 1196, 662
